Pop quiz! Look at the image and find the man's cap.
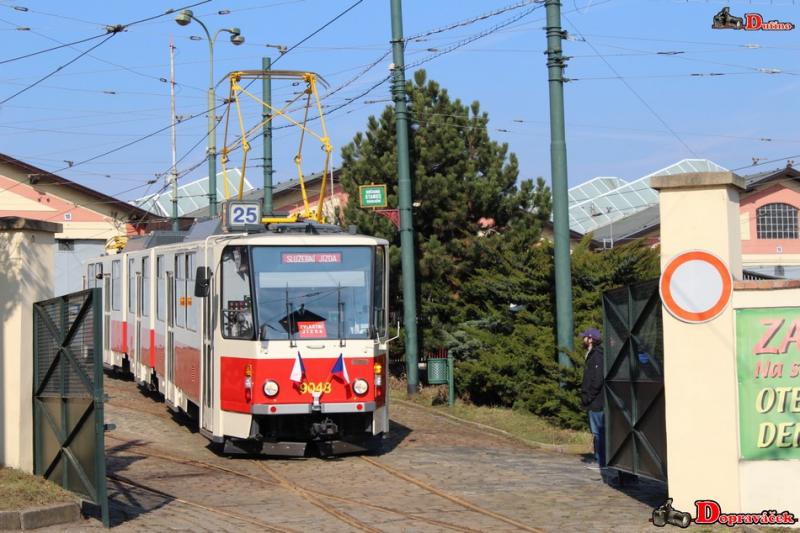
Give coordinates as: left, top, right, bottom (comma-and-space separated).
579, 328, 601, 341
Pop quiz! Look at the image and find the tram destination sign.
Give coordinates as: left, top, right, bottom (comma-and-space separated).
359, 184, 387, 208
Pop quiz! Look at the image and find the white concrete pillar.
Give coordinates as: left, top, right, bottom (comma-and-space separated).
651, 172, 745, 512
0, 217, 60, 472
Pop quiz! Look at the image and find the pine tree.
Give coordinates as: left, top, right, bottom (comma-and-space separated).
339, 69, 660, 429
339, 69, 534, 351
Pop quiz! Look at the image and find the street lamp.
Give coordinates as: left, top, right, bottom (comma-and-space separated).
175, 9, 245, 217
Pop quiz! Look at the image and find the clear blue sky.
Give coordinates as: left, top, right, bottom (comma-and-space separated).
1, 0, 798, 205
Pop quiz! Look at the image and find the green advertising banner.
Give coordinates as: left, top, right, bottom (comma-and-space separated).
737, 307, 800, 460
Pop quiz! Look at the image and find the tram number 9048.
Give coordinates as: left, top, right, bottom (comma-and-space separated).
299, 382, 332, 394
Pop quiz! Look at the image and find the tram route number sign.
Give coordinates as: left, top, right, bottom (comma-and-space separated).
359, 184, 387, 208
224, 200, 262, 231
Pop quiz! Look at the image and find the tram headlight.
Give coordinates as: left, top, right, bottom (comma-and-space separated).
263, 380, 279, 397
353, 378, 369, 396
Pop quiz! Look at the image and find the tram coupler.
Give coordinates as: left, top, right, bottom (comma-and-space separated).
310, 418, 338, 439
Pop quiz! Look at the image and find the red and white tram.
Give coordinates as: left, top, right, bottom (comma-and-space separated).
85, 220, 390, 456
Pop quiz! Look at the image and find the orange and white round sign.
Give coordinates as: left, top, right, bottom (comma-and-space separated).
659, 250, 732, 323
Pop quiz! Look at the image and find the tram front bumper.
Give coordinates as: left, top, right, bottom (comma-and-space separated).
251, 401, 377, 415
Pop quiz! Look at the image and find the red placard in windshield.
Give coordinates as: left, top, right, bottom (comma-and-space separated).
298, 321, 327, 338
281, 252, 342, 264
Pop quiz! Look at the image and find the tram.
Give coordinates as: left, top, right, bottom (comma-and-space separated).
85, 215, 391, 456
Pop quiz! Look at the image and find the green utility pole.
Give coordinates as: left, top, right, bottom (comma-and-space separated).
544, 0, 575, 365
390, 0, 419, 394
206, 42, 218, 217
262, 56, 273, 215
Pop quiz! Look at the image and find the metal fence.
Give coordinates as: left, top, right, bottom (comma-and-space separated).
602, 279, 667, 482
33, 288, 109, 526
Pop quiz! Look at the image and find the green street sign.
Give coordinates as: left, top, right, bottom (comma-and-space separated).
359, 184, 387, 208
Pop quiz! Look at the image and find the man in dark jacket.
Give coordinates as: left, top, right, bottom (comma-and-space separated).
580, 328, 605, 468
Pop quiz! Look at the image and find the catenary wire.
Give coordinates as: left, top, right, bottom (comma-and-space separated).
563, 15, 698, 158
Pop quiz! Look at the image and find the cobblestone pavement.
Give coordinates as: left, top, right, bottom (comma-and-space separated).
41, 376, 684, 532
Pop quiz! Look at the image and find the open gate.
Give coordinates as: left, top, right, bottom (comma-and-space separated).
33, 288, 109, 526
602, 279, 667, 482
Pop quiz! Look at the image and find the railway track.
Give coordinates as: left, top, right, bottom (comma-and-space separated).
105, 434, 481, 532
106, 472, 294, 532
360, 456, 545, 533
105, 385, 544, 532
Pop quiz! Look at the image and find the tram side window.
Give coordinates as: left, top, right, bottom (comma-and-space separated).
156, 255, 164, 321
112, 260, 121, 311
141, 257, 150, 317
88, 263, 102, 289
175, 253, 185, 328
86, 264, 94, 289
128, 258, 135, 313
221, 246, 254, 340
186, 253, 197, 331
89, 263, 103, 288
374, 247, 386, 338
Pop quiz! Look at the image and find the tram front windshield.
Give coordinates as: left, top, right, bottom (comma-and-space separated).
252, 246, 374, 341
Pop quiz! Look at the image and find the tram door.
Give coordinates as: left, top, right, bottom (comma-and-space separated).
165, 271, 175, 405
134, 272, 142, 382
200, 269, 213, 431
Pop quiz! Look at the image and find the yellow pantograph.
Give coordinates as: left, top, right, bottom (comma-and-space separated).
219, 70, 332, 224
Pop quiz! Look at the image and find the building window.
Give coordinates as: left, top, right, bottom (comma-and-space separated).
58, 240, 74, 251
757, 203, 798, 239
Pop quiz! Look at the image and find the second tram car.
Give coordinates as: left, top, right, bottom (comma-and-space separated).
85, 220, 390, 456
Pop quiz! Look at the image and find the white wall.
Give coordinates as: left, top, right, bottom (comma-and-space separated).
0, 224, 56, 472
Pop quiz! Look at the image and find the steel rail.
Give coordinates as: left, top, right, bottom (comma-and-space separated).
360, 456, 546, 533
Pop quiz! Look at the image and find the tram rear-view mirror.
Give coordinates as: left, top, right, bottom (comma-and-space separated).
194, 266, 211, 298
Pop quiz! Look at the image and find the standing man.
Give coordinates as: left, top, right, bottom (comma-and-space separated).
580, 327, 605, 469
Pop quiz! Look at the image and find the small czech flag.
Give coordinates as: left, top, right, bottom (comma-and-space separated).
290, 351, 305, 383
331, 354, 350, 384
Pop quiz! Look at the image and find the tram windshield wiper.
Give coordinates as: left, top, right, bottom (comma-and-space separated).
337, 283, 345, 347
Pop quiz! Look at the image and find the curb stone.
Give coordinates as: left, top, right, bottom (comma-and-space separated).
0, 502, 81, 531
0, 512, 20, 531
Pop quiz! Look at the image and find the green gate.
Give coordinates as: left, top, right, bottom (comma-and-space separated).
33, 288, 109, 526
602, 279, 667, 482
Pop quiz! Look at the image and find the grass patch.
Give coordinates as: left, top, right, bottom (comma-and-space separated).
0, 467, 75, 511
390, 378, 592, 454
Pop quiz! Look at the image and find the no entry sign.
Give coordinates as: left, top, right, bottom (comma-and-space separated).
660, 250, 733, 323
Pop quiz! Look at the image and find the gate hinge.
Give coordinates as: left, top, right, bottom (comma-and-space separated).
104, 423, 117, 432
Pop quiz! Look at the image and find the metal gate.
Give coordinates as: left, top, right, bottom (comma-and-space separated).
33, 288, 109, 526
602, 278, 667, 482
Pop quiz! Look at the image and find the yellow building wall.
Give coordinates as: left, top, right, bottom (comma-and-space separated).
0, 163, 130, 241
654, 173, 744, 513
656, 172, 800, 519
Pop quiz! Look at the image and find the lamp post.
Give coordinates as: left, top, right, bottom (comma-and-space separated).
175, 9, 245, 218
